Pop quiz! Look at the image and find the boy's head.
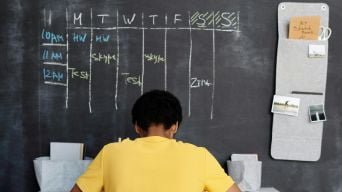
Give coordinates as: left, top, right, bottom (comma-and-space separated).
132, 90, 182, 135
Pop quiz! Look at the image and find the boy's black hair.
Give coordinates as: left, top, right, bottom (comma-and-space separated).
132, 90, 182, 131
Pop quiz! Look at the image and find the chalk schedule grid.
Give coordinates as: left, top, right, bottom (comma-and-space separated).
40, 8, 240, 119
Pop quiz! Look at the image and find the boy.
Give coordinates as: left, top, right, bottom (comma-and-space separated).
71, 90, 240, 192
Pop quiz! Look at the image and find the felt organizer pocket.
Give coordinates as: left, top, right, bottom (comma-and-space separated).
275, 39, 328, 95
272, 2, 329, 162
271, 93, 325, 161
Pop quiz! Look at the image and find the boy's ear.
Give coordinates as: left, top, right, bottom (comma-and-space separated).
171, 122, 178, 134
134, 124, 141, 134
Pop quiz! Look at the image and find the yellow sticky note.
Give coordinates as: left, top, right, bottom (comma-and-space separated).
289, 16, 321, 40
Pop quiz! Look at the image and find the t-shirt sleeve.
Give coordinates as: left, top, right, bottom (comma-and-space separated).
76, 148, 104, 192
203, 148, 235, 192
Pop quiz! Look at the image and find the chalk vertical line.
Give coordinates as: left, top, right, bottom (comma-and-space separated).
164, 14, 168, 91
237, 11, 240, 32
188, 11, 192, 117
43, 9, 46, 27
210, 12, 216, 120
65, 8, 69, 109
141, 12, 145, 95
48, 10, 52, 26
89, 8, 93, 113
115, 10, 120, 110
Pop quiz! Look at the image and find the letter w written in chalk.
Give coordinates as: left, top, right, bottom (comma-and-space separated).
122, 13, 136, 25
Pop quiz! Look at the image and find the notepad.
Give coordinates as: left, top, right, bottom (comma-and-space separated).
50, 142, 84, 160
289, 16, 321, 40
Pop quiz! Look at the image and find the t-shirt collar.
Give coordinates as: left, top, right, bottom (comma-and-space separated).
136, 136, 173, 142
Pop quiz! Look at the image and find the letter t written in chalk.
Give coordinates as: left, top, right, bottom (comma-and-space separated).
149, 15, 158, 25
97, 14, 109, 24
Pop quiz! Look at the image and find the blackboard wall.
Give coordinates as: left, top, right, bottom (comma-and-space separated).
1, 0, 342, 191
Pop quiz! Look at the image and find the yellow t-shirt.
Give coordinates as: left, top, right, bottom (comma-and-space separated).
77, 136, 234, 192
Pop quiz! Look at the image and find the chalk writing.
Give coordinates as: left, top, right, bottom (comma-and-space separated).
190, 11, 238, 29
144, 53, 165, 64
72, 32, 87, 42
73, 12, 83, 25
122, 13, 136, 25
190, 77, 212, 88
121, 73, 142, 86
41, 29, 64, 43
95, 34, 110, 42
66, 11, 240, 31
42, 68, 64, 81
91, 53, 117, 64
42, 49, 63, 61
97, 14, 109, 24
40, 8, 241, 118
69, 68, 89, 80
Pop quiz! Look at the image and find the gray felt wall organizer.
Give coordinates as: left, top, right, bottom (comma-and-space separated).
271, 2, 329, 161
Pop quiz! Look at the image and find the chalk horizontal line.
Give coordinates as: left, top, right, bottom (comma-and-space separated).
67, 26, 240, 32
43, 62, 67, 66
44, 81, 67, 86
41, 43, 67, 46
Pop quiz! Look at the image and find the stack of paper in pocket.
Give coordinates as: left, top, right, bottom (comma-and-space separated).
50, 142, 84, 160
227, 154, 262, 192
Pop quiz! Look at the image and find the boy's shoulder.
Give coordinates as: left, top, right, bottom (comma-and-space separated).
104, 138, 134, 149
174, 140, 208, 155
103, 137, 208, 154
